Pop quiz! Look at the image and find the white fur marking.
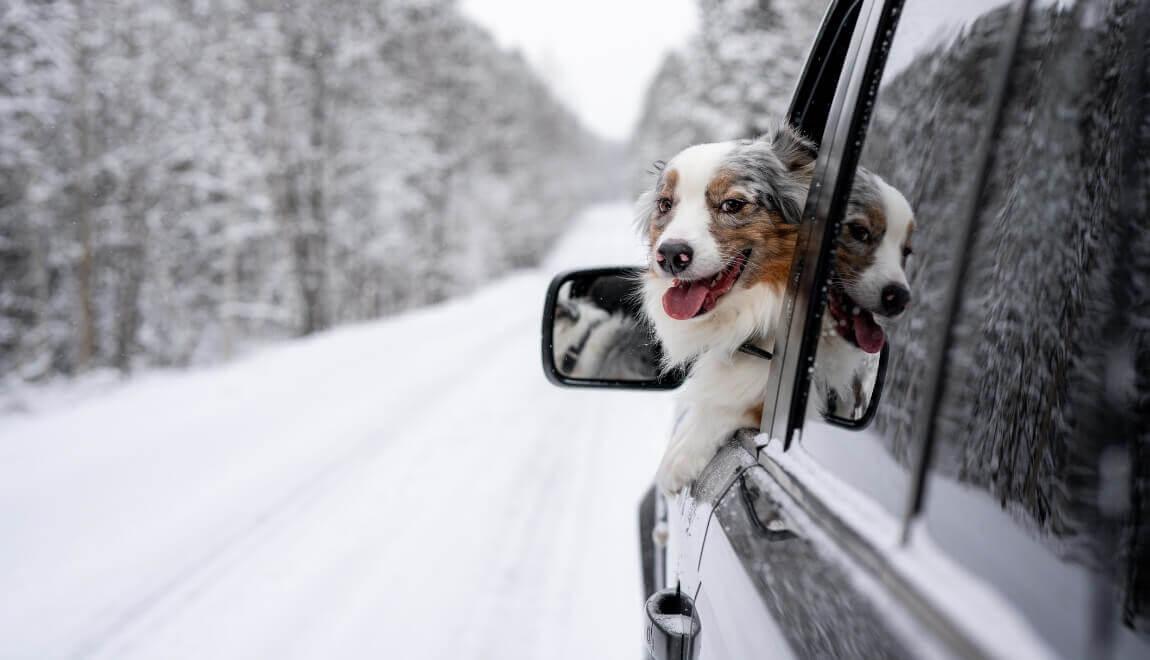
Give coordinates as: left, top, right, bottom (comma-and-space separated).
653, 142, 738, 281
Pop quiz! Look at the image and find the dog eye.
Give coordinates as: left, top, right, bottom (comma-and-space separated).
657, 198, 673, 214
720, 199, 747, 214
902, 245, 913, 258
763, 194, 778, 211
847, 223, 871, 243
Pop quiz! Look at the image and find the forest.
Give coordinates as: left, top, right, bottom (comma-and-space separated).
2, 0, 831, 386
0, 0, 617, 381
628, 0, 826, 194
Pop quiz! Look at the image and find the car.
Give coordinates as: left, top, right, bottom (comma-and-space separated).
540, 0, 1150, 658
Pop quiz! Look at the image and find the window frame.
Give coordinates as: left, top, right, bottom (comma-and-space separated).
787, 0, 866, 148
758, 0, 902, 452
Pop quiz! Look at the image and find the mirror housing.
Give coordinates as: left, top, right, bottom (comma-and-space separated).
541, 267, 684, 390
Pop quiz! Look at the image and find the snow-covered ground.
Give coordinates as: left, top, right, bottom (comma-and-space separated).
0, 203, 673, 660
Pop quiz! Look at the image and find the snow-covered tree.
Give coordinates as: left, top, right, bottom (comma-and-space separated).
629, 0, 828, 192
0, 0, 614, 381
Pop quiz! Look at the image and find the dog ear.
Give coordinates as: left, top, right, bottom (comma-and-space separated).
769, 123, 818, 173
634, 160, 669, 239
634, 187, 657, 238
556, 299, 580, 323
745, 121, 817, 225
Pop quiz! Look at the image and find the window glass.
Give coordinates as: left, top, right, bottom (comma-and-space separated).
799, 0, 1018, 522
920, 0, 1150, 656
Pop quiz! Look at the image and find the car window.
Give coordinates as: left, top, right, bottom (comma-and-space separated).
797, 0, 1020, 523
917, 0, 1150, 657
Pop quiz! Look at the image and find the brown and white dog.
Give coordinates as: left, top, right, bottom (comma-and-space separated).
811, 170, 915, 418
636, 123, 817, 494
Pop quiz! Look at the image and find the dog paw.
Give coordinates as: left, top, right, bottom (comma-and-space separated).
656, 443, 714, 496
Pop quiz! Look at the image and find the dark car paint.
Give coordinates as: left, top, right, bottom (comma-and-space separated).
714, 443, 911, 658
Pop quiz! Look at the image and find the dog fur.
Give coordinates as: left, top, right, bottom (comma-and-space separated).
637, 123, 916, 493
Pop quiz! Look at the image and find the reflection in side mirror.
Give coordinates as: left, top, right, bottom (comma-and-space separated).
810, 342, 888, 429
541, 267, 684, 390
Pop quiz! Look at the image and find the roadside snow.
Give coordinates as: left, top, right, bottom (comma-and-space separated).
0, 202, 673, 660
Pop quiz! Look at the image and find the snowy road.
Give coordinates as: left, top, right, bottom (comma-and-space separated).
0, 203, 673, 660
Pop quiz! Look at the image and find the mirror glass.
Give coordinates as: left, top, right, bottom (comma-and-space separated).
543, 268, 681, 388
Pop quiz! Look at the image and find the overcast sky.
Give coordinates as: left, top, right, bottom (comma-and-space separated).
459, 0, 699, 142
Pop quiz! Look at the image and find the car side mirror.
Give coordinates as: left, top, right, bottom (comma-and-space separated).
541, 267, 684, 390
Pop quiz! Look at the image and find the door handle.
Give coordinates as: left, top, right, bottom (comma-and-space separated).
644, 586, 701, 660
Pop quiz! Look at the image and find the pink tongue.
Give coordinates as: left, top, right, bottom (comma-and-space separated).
853, 313, 885, 353
663, 282, 710, 320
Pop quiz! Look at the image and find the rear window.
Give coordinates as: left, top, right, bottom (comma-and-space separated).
917, 0, 1150, 656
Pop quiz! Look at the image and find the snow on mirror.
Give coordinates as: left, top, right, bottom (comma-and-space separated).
542, 268, 683, 389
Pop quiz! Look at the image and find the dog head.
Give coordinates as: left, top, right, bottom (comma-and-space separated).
826, 169, 915, 354
636, 123, 817, 364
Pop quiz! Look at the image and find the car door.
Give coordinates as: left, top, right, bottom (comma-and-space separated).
741, 0, 1150, 658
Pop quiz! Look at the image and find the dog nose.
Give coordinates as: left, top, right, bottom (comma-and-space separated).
656, 241, 694, 275
880, 284, 910, 316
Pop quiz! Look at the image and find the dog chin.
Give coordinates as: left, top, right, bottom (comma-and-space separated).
642, 271, 781, 367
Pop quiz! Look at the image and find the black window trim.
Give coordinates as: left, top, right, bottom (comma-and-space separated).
788, 0, 866, 147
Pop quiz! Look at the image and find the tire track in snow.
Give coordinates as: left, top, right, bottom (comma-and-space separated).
71, 297, 539, 660
447, 393, 574, 657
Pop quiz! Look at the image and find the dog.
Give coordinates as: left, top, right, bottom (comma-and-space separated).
636, 122, 817, 494
811, 170, 915, 419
